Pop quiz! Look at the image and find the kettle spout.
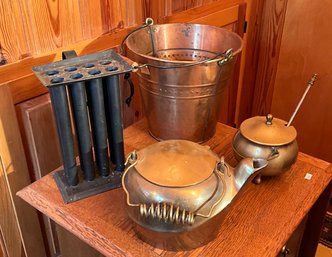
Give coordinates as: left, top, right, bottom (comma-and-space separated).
234, 158, 268, 190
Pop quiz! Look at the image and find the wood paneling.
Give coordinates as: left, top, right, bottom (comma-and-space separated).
1, 28, 132, 105
0, 229, 7, 257
159, 0, 242, 24
0, 0, 230, 65
0, 85, 46, 257
0, 155, 24, 257
271, 0, 332, 163
249, 0, 289, 116
236, 0, 290, 125
235, 0, 264, 124
16, 94, 62, 181
0, 0, 145, 64
16, 94, 61, 256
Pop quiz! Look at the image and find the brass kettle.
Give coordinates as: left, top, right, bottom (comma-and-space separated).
122, 140, 267, 250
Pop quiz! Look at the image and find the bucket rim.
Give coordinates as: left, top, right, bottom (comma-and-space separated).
125, 23, 243, 65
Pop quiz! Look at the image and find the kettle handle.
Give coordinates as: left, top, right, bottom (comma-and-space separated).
122, 151, 196, 225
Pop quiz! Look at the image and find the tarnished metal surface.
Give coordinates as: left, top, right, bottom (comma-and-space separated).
33, 49, 129, 203
32, 50, 132, 87
233, 114, 299, 180
240, 114, 297, 146
125, 23, 243, 142
122, 140, 267, 249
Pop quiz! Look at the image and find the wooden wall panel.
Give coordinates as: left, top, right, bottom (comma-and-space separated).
235, 0, 264, 124
0, 230, 7, 257
0, 0, 145, 64
249, 0, 289, 116
271, 0, 332, 163
0, 0, 241, 65
0, 0, 30, 61
0, 85, 46, 257
235, 0, 289, 125
16, 94, 62, 256
16, 94, 62, 181
0, 156, 24, 257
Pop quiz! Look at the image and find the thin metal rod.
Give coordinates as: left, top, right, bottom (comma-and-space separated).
104, 75, 125, 172
287, 74, 318, 127
68, 81, 95, 181
87, 78, 110, 177
49, 85, 78, 186
148, 25, 157, 57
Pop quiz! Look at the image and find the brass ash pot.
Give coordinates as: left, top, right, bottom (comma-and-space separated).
232, 114, 298, 183
122, 140, 267, 250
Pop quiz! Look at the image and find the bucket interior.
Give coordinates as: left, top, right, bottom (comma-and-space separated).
125, 23, 243, 63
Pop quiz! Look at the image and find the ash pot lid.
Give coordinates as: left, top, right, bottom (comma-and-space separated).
240, 114, 297, 146
134, 140, 219, 187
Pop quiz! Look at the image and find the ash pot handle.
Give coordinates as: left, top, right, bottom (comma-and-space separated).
267, 147, 280, 160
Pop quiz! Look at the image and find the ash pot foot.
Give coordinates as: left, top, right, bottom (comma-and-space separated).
254, 174, 262, 184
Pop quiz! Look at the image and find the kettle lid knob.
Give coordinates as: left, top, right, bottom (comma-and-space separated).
266, 114, 273, 125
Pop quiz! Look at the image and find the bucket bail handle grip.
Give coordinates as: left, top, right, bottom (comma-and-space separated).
131, 48, 234, 72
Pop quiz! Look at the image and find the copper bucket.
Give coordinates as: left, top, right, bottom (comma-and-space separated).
124, 19, 243, 142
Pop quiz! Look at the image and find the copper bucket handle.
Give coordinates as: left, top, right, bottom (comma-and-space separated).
121, 17, 234, 71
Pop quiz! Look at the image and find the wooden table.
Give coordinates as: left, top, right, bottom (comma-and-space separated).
17, 120, 332, 257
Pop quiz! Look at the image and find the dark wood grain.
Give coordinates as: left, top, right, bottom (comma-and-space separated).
0, 229, 7, 257
299, 180, 332, 257
270, 0, 332, 163
236, 0, 265, 124
250, 0, 289, 116
0, 152, 23, 257
0, 85, 46, 257
0, 0, 227, 64
17, 119, 331, 257
236, 0, 290, 125
15, 93, 62, 256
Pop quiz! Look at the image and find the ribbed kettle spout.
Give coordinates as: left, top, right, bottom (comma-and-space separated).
234, 158, 268, 190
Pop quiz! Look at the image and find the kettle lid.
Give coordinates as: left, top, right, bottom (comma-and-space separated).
134, 140, 218, 187
240, 114, 297, 146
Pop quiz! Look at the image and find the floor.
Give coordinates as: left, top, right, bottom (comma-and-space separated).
316, 244, 332, 257
316, 206, 332, 257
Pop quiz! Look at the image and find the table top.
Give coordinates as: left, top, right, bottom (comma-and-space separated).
17, 120, 332, 257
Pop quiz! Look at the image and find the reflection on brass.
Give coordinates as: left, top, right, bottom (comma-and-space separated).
121, 140, 268, 250
124, 22, 243, 142
233, 115, 298, 180
135, 140, 216, 187
139, 203, 195, 225
240, 115, 297, 146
